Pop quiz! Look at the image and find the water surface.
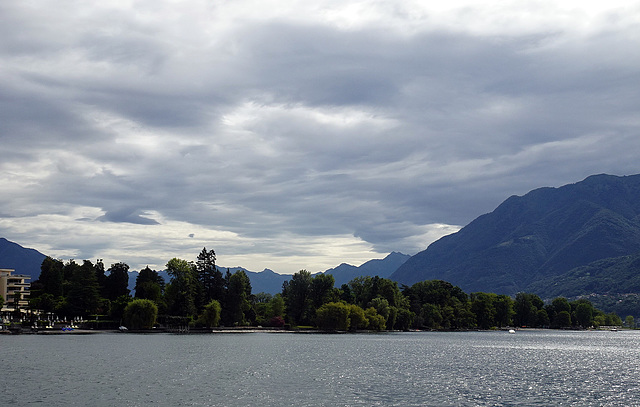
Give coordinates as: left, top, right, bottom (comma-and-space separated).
2, 330, 639, 406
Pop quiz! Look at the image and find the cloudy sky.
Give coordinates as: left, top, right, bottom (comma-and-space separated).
1, 1, 639, 274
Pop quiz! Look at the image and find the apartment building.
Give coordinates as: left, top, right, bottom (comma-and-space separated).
0, 268, 31, 312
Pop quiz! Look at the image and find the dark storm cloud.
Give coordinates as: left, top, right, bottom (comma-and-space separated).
98, 208, 160, 225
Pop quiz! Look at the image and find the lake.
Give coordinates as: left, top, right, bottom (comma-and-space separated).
2, 330, 639, 406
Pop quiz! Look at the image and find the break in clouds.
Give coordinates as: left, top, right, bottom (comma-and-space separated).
1, 1, 639, 273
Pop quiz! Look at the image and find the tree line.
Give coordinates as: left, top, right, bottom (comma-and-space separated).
28, 247, 624, 331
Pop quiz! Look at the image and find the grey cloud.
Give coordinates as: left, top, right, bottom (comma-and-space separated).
1, 2, 640, 268
98, 208, 159, 225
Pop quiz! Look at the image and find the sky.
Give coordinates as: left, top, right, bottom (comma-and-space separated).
1, 0, 640, 274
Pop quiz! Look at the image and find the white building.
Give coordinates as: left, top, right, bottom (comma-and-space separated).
0, 268, 31, 313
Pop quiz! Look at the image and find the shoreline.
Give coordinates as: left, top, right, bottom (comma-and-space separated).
1, 325, 626, 335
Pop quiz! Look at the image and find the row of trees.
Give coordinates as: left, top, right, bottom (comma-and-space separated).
281, 272, 622, 331
30, 257, 131, 319
28, 248, 262, 329
28, 247, 623, 331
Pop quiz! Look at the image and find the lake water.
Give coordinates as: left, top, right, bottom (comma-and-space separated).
2, 330, 640, 406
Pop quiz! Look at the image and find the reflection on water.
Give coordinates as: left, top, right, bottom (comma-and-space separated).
2, 330, 640, 406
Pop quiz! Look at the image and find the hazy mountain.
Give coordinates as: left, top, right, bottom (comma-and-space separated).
0, 238, 47, 280
128, 253, 409, 296
220, 252, 410, 295
391, 174, 640, 296
324, 252, 411, 287
237, 267, 290, 295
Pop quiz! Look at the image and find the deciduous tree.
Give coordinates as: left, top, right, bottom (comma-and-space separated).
282, 270, 313, 326
198, 300, 222, 328
66, 260, 101, 317
316, 302, 350, 331
165, 258, 199, 317
123, 299, 158, 329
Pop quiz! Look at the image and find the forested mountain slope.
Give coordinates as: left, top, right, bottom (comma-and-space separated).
0, 238, 47, 279
391, 174, 640, 295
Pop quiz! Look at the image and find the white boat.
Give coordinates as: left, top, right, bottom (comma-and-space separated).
508, 329, 516, 334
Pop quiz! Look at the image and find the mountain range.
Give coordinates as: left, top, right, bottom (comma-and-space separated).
391, 173, 640, 299
6, 173, 640, 313
324, 252, 411, 287
0, 237, 408, 295
126, 252, 410, 295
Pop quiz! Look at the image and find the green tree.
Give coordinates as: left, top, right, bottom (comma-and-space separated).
198, 300, 222, 328
607, 313, 622, 327
196, 248, 225, 309
104, 262, 130, 301
282, 270, 313, 326
134, 267, 165, 301
494, 295, 514, 328
555, 310, 572, 327
552, 297, 571, 314
404, 280, 472, 329
514, 293, 543, 327
223, 270, 252, 326
270, 294, 285, 318
339, 284, 355, 303
549, 298, 569, 328
309, 274, 335, 309
95, 259, 107, 297
348, 276, 375, 308
395, 308, 414, 331
165, 258, 199, 317
347, 304, 368, 331
370, 297, 393, 328
316, 302, 350, 331
420, 303, 443, 328
110, 295, 132, 322
593, 314, 606, 328
471, 292, 496, 329
123, 299, 158, 329
38, 257, 64, 297
536, 308, 550, 327
66, 260, 101, 317
364, 307, 386, 331
625, 315, 635, 328
574, 300, 594, 328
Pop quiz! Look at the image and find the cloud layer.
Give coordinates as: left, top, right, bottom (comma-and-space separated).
2, 0, 639, 273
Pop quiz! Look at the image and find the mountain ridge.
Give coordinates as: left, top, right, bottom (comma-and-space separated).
0, 237, 47, 279
0, 237, 408, 295
391, 174, 640, 295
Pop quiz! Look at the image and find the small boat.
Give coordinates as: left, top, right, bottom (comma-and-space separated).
508, 329, 516, 334
119, 326, 128, 332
